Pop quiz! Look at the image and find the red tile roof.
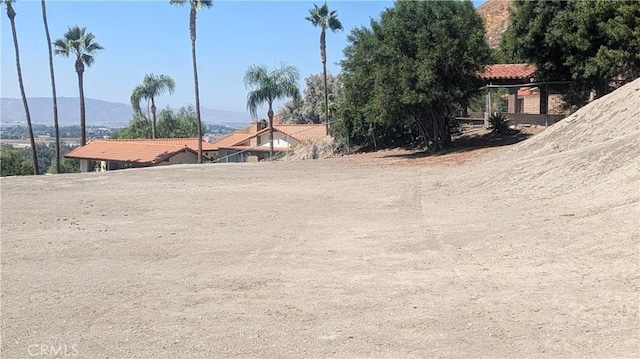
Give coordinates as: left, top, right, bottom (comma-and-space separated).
65, 138, 212, 164
273, 124, 327, 142
218, 146, 284, 153
480, 63, 537, 80
210, 133, 253, 149
86, 138, 218, 151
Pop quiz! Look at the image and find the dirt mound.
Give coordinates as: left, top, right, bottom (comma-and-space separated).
511, 78, 640, 158
484, 78, 640, 208
283, 136, 343, 161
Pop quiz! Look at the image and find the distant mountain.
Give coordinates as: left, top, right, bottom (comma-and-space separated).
476, 0, 513, 49
0, 97, 252, 129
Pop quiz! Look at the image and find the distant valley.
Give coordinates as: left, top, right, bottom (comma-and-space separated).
1, 97, 252, 129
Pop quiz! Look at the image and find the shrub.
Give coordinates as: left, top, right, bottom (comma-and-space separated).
489, 112, 510, 133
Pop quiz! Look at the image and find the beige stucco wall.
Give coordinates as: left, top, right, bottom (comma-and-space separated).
218, 149, 246, 163
157, 152, 199, 166
258, 132, 299, 149
79, 160, 90, 172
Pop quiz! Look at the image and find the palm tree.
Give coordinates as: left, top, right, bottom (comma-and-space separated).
306, 2, 343, 132
244, 64, 301, 159
131, 74, 176, 139
170, 0, 212, 163
4, 0, 38, 175
53, 26, 103, 147
41, 0, 60, 173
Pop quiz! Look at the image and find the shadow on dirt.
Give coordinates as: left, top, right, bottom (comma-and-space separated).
382, 129, 533, 159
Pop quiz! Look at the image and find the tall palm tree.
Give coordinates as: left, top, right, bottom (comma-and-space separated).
4, 0, 38, 175
131, 74, 176, 139
53, 26, 103, 147
41, 0, 60, 173
306, 2, 343, 132
244, 64, 301, 159
170, 0, 212, 163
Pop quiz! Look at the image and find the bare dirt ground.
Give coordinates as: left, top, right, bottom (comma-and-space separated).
2, 80, 639, 358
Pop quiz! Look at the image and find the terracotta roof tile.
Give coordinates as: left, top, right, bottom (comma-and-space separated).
89, 138, 218, 151
273, 124, 328, 142
218, 146, 284, 153
210, 133, 253, 149
480, 63, 537, 80
65, 138, 212, 164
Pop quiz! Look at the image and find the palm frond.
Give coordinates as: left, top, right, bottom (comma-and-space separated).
131, 73, 176, 113
244, 63, 300, 120
307, 2, 342, 30
171, 0, 212, 9
306, 3, 323, 27
194, 0, 213, 10
246, 89, 270, 119
318, 2, 329, 18
54, 25, 103, 61
83, 31, 95, 44
86, 42, 104, 53
82, 53, 94, 67
157, 74, 176, 94
328, 16, 343, 32
53, 39, 70, 57
130, 86, 148, 114
244, 64, 270, 88
65, 26, 82, 42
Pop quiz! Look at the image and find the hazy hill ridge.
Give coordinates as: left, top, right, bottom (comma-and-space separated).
1, 97, 252, 128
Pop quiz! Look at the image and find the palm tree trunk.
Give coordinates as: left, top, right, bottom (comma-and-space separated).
320, 28, 329, 133
151, 97, 157, 139
7, 2, 39, 175
268, 104, 274, 159
76, 58, 87, 146
41, 0, 60, 173
190, 6, 203, 163
322, 61, 329, 133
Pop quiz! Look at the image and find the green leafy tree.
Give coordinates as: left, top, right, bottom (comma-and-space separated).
113, 105, 202, 139
0, 145, 32, 176
170, 0, 212, 163
278, 73, 343, 124
49, 157, 79, 174
111, 114, 152, 139
53, 25, 104, 146
41, 0, 60, 173
130, 74, 176, 139
244, 64, 301, 158
499, 0, 640, 105
26, 142, 79, 174
157, 105, 201, 138
339, 0, 490, 150
306, 2, 343, 131
4, 0, 38, 175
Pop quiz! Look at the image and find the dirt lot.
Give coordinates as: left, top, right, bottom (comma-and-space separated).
1, 81, 639, 358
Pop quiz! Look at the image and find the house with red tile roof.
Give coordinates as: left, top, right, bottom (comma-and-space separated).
479, 63, 568, 125
211, 120, 328, 162
65, 138, 217, 172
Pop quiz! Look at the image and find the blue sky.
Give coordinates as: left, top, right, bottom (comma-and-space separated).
1, 0, 484, 116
